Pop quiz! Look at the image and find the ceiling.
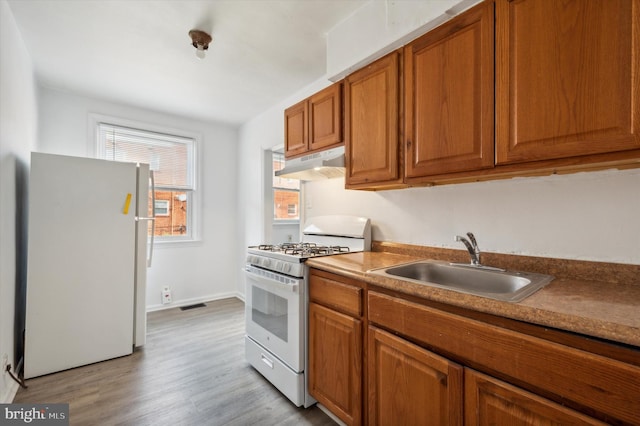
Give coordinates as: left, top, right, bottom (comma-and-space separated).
7, 0, 368, 126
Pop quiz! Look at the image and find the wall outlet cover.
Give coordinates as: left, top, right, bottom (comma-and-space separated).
161, 288, 172, 304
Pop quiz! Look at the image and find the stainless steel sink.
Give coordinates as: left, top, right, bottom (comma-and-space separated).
368, 260, 554, 302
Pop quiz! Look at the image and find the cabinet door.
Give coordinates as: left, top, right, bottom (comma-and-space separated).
465, 368, 606, 426
284, 99, 308, 158
496, 0, 640, 164
345, 52, 401, 188
308, 302, 362, 426
368, 326, 463, 426
405, 1, 494, 179
309, 83, 343, 152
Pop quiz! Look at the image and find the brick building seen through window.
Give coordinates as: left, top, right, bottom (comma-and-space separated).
153, 192, 187, 236
272, 152, 300, 221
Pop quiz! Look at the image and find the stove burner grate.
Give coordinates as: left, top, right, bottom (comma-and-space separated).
255, 243, 350, 257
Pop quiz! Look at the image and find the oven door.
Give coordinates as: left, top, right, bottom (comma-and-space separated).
244, 265, 304, 372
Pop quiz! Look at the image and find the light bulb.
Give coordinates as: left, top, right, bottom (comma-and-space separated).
195, 45, 206, 59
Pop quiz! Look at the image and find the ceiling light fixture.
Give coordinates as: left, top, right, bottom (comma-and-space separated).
189, 29, 212, 60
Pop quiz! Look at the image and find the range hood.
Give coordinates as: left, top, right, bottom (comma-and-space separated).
275, 146, 345, 181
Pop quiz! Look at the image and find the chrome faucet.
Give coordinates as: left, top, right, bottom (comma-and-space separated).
455, 232, 481, 265
453, 232, 505, 271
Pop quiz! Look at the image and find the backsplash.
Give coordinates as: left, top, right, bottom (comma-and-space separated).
304, 168, 640, 265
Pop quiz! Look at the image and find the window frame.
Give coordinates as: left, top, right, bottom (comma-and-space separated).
271, 151, 300, 225
89, 113, 201, 244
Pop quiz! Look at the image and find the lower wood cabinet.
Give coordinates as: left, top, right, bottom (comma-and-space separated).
368, 326, 463, 426
308, 270, 363, 426
308, 303, 362, 425
464, 369, 606, 426
367, 290, 640, 425
367, 326, 605, 426
307, 269, 640, 425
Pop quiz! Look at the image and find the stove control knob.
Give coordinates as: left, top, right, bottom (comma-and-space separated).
262, 258, 271, 268
282, 263, 291, 273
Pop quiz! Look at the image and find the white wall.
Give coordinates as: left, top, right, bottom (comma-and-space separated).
327, 0, 479, 80
37, 87, 240, 310
272, 224, 299, 245
237, 79, 331, 295
305, 172, 640, 265
0, 0, 38, 402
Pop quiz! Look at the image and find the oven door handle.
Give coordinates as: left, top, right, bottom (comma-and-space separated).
244, 267, 299, 293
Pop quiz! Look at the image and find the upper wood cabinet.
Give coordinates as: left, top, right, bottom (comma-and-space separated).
345, 51, 403, 189
343, 0, 640, 189
284, 82, 343, 158
404, 1, 494, 180
284, 100, 308, 158
495, 0, 640, 164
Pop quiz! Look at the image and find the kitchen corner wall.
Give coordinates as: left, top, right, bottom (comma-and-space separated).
326, 0, 469, 80
37, 87, 241, 310
237, 79, 333, 297
0, 0, 38, 402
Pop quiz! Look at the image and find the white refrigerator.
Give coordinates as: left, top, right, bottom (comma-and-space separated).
24, 152, 154, 379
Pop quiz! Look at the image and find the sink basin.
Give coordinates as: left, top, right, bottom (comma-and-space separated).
368, 260, 554, 302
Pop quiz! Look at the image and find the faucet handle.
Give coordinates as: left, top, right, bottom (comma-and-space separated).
466, 232, 479, 252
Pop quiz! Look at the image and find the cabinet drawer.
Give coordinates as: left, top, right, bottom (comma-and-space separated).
310, 270, 362, 317
368, 291, 640, 424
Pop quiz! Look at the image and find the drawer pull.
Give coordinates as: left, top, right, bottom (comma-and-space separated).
261, 354, 274, 369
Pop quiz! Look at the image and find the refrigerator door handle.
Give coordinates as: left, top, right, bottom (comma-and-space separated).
149, 170, 155, 267
146, 170, 156, 267
135, 170, 155, 267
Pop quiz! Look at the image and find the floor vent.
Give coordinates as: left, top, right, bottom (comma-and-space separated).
180, 303, 206, 311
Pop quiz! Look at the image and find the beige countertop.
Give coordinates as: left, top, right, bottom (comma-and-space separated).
306, 251, 640, 348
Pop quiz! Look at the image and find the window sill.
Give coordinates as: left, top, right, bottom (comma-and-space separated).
273, 221, 300, 226
153, 238, 203, 248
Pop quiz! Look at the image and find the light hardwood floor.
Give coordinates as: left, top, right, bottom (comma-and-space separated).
14, 298, 336, 426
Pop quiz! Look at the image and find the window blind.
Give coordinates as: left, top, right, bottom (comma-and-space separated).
97, 123, 194, 190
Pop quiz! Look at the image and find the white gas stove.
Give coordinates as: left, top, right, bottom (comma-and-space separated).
244, 215, 371, 408
246, 215, 371, 277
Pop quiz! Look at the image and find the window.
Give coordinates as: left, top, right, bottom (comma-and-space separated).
272, 152, 300, 222
95, 121, 197, 241
154, 200, 170, 216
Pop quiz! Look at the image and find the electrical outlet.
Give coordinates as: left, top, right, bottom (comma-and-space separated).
1, 353, 8, 374
162, 287, 172, 305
